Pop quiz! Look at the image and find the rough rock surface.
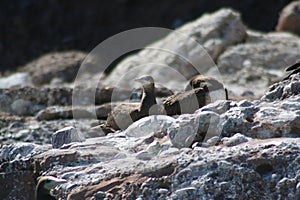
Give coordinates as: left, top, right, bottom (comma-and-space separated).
1, 137, 300, 199
1, 73, 300, 199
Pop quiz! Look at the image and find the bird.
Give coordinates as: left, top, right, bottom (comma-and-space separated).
162, 75, 228, 115
106, 75, 157, 130
163, 87, 209, 115
282, 60, 300, 81
185, 74, 228, 100
35, 176, 66, 200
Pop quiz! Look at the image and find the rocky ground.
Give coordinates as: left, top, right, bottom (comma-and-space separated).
0, 8, 300, 200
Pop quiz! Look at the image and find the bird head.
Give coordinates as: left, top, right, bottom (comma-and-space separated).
134, 75, 154, 85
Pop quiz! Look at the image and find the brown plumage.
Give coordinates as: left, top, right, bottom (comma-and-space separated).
163, 75, 227, 115
185, 74, 228, 100
163, 87, 209, 115
106, 75, 157, 130
35, 176, 66, 200
282, 60, 300, 81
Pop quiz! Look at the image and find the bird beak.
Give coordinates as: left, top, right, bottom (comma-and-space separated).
134, 77, 145, 83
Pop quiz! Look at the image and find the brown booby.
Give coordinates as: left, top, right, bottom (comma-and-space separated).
282, 60, 300, 81
162, 75, 228, 115
163, 87, 208, 115
185, 74, 228, 100
106, 75, 157, 130
35, 176, 66, 200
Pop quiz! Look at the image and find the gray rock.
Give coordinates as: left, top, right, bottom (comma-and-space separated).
103, 9, 246, 90
168, 111, 220, 148
0, 72, 32, 88
23, 51, 87, 86
0, 142, 38, 162
11, 98, 45, 116
263, 74, 300, 101
136, 150, 154, 160
208, 31, 300, 96
220, 105, 258, 137
221, 133, 252, 147
203, 136, 220, 147
52, 126, 85, 148
172, 187, 196, 200
124, 115, 175, 138
251, 103, 300, 138
199, 100, 235, 115
146, 141, 161, 154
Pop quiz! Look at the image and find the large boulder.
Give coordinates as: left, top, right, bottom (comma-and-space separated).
103, 9, 247, 90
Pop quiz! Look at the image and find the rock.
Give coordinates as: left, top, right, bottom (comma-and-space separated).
103, 9, 246, 90
203, 136, 220, 147
172, 187, 196, 199
0, 72, 32, 88
13, 129, 30, 140
136, 150, 154, 160
276, 0, 300, 35
251, 100, 300, 138
168, 111, 220, 148
262, 74, 300, 101
221, 133, 252, 147
0, 86, 132, 115
124, 115, 175, 138
199, 100, 235, 115
1, 134, 300, 200
146, 141, 161, 154
220, 104, 259, 137
10, 98, 44, 116
23, 51, 87, 86
0, 142, 38, 162
52, 126, 84, 148
208, 30, 300, 96
11, 99, 33, 115
35, 105, 112, 121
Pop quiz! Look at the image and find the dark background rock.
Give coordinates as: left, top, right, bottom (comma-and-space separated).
0, 0, 293, 72
276, 0, 300, 35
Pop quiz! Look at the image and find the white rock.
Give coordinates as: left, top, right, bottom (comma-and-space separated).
222, 133, 252, 147
0, 72, 32, 88
124, 115, 175, 138
146, 141, 161, 154
136, 150, 154, 160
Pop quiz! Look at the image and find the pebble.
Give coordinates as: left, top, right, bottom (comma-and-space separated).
52, 126, 85, 148
136, 150, 154, 160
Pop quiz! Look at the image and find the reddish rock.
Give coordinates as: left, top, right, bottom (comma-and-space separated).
276, 1, 300, 35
